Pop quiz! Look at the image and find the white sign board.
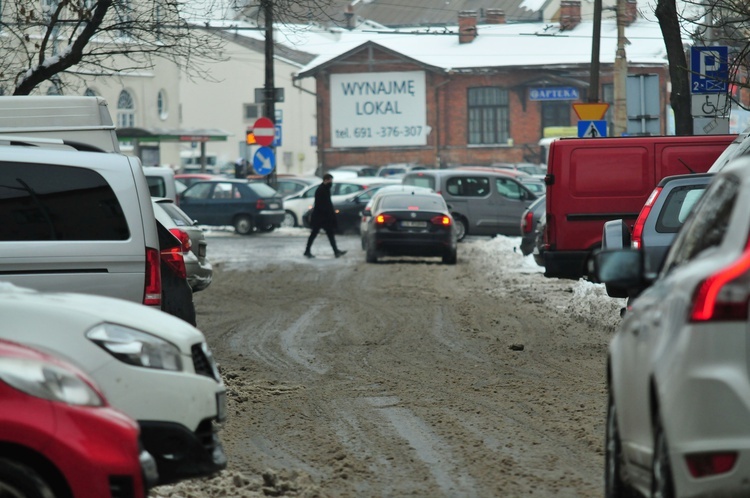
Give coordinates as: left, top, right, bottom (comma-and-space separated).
330, 71, 428, 148
693, 117, 730, 135
691, 94, 728, 117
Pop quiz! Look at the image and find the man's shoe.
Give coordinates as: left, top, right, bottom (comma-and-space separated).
335, 250, 347, 258
304, 251, 315, 258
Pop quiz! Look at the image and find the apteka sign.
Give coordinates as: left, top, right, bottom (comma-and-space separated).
330, 71, 428, 148
529, 87, 579, 101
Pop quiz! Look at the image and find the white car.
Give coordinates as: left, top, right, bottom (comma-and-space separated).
595, 155, 750, 498
281, 177, 398, 227
0, 283, 227, 486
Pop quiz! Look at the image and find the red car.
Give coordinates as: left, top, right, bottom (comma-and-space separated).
0, 339, 157, 497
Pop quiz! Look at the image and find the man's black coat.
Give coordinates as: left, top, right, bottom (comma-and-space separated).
310, 182, 337, 231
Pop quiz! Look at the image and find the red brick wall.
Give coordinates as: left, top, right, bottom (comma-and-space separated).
313, 45, 669, 172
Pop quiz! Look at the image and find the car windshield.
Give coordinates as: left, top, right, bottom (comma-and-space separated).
380, 194, 446, 211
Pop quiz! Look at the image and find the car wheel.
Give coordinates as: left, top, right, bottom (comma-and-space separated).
0, 459, 55, 498
652, 412, 676, 498
281, 211, 297, 228
442, 248, 457, 265
366, 242, 378, 263
233, 215, 254, 235
605, 390, 636, 498
453, 215, 467, 241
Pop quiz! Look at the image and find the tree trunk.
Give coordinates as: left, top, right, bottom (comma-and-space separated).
656, 0, 692, 135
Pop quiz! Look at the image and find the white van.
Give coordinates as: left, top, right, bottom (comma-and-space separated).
0, 96, 120, 152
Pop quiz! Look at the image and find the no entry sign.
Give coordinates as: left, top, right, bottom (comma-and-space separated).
252, 117, 275, 147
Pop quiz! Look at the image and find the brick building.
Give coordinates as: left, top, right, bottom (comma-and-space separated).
296, 1, 671, 172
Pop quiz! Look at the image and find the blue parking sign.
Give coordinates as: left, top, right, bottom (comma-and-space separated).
691, 46, 728, 94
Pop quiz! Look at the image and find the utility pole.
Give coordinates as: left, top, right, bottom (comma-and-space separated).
589, 0, 602, 102
263, 0, 276, 186
612, 0, 628, 136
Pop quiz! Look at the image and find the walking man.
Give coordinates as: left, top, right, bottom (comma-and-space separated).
304, 174, 347, 258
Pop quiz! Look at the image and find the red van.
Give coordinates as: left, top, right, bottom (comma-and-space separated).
542, 134, 736, 280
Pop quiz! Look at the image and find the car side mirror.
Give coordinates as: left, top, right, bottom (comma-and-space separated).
592, 249, 650, 292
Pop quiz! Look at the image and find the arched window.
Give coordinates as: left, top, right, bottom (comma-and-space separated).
117, 89, 135, 128
157, 89, 168, 120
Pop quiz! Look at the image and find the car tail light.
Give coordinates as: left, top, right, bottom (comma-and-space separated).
256, 199, 266, 209
685, 452, 737, 478
161, 246, 187, 280
375, 214, 396, 225
144, 247, 162, 306
690, 241, 750, 322
631, 187, 662, 249
169, 228, 191, 254
522, 210, 534, 234
431, 215, 452, 226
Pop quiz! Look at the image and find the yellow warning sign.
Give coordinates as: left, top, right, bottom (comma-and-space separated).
572, 103, 610, 120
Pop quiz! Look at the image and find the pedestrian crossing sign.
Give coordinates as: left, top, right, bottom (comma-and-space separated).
578, 120, 607, 138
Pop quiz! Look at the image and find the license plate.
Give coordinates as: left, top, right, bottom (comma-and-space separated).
402, 221, 427, 228
269, 203, 280, 209
216, 391, 227, 422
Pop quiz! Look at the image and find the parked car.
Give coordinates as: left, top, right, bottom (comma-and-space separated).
329, 164, 378, 177
144, 166, 183, 201
178, 179, 284, 235
593, 155, 750, 498
281, 177, 398, 228
376, 163, 428, 178
491, 162, 547, 179
0, 140, 163, 310
175, 173, 221, 188
302, 184, 400, 234
532, 213, 546, 267
156, 218, 197, 325
520, 194, 546, 258
363, 192, 457, 264
247, 174, 321, 198
153, 197, 213, 292
359, 185, 436, 247
0, 282, 227, 485
403, 169, 538, 240
600, 173, 713, 298
0, 338, 157, 497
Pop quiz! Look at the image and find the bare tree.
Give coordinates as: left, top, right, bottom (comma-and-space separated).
656, 0, 693, 135
1, 0, 230, 95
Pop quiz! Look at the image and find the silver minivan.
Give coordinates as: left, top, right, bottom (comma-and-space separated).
403, 169, 538, 240
0, 143, 162, 307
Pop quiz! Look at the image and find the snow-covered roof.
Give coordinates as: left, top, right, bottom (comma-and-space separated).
294, 18, 672, 76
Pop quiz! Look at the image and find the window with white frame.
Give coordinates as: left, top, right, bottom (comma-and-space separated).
117, 90, 135, 128
157, 89, 168, 120
467, 87, 509, 145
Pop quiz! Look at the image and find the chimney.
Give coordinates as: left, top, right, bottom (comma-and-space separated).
458, 10, 478, 44
624, 0, 638, 25
559, 0, 581, 30
486, 8, 506, 24
344, 3, 354, 30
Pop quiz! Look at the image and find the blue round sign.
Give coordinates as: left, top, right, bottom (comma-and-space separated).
253, 147, 276, 175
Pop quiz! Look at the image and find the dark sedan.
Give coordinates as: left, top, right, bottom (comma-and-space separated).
178, 179, 284, 235
363, 192, 457, 264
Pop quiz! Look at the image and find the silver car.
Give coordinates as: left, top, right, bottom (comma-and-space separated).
153, 197, 213, 292
594, 156, 750, 497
